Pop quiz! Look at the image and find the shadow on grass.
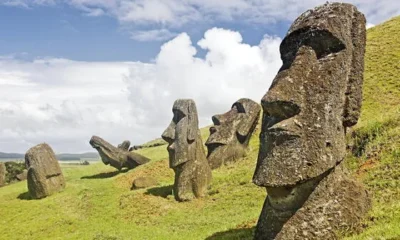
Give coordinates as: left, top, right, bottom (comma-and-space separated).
145, 185, 173, 198
81, 169, 129, 179
206, 227, 255, 240
17, 192, 32, 200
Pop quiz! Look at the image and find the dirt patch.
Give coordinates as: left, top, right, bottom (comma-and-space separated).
235, 218, 258, 229
356, 159, 378, 179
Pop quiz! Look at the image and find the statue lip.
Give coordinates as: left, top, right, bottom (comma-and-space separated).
206, 142, 225, 156
206, 126, 230, 146
205, 140, 226, 147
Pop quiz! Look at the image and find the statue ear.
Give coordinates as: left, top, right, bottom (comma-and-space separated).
187, 101, 199, 142
237, 120, 252, 137
237, 101, 261, 137
343, 10, 366, 127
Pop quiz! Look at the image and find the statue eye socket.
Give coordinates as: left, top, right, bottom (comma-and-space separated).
173, 109, 186, 123
232, 103, 246, 113
280, 28, 346, 70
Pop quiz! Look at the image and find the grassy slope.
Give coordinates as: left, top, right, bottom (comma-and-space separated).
0, 16, 399, 240
344, 16, 400, 239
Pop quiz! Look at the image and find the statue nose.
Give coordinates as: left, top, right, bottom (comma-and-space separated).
209, 126, 217, 134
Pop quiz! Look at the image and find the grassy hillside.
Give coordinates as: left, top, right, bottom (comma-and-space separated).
0, 16, 399, 240
344, 16, 400, 239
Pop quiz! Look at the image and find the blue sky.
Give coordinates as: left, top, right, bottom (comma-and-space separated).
0, 1, 290, 62
0, 0, 399, 153
0, 4, 161, 61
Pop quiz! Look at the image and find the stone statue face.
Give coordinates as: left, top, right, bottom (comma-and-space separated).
253, 4, 366, 187
205, 98, 260, 168
162, 99, 199, 168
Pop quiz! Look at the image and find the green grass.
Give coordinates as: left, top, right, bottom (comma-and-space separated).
1, 16, 400, 240
0, 126, 263, 240
343, 16, 400, 240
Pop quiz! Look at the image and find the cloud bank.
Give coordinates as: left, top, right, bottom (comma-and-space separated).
2, 0, 399, 40
0, 28, 281, 153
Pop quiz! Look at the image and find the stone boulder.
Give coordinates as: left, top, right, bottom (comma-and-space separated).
132, 176, 158, 189
25, 143, 66, 199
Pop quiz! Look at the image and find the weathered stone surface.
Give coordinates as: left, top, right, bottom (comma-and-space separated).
132, 176, 158, 189
118, 140, 131, 151
162, 99, 212, 201
90, 136, 150, 171
257, 163, 370, 239
252, 3, 370, 239
25, 143, 66, 199
0, 163, 6, 187
206, 98, 260, 169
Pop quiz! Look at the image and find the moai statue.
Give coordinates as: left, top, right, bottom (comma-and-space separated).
252, 3, 371, 239
90, 136, 150, 171
162, 99, 212, 201
25, 143, 66, 199
205, 98, 260, 169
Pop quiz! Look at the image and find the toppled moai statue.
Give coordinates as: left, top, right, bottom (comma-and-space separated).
162, 99, 212, 201
0, 163, 6, 187
25, 143, 66, 199
252, 3, 370, 239
205, 98, 260, 169
89, 136, 150, 171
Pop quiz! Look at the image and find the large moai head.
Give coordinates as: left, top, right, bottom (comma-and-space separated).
25, 143, 66, 199
162, 99, 201, 168
206, 98, 260, 169
253, 2, 366, 188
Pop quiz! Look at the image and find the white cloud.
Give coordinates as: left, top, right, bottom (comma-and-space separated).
3, 0, 398, 42
130, 29, 177, 42
0, 28, 281, 153
3, 1, 399, 28
58, 1, 400, 27
366, 23, 375, 29
0, 0, 55, 8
